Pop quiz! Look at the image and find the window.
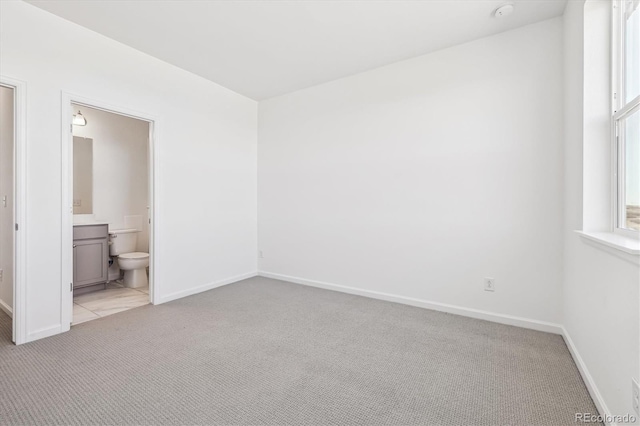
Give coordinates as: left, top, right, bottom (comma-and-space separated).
613, 0, 640, 234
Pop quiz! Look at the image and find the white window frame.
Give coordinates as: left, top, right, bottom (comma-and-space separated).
612, 0, 640, 239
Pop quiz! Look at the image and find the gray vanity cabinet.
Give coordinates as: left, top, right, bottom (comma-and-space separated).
73, 224, 109, 290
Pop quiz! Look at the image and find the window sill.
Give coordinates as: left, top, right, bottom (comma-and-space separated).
575, 231, 640, 265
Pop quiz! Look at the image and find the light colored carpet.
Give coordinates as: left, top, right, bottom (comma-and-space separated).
0, 276, 598, 425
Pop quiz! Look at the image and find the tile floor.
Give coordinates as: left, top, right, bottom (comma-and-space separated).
72, 282, 149, 325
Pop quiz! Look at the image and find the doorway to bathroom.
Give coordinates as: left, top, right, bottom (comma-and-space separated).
61, 95, 157, 330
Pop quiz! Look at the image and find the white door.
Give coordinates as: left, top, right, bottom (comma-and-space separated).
0, 85, 15, 334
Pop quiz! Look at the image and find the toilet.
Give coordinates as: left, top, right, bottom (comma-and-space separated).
108, 229, 149, 288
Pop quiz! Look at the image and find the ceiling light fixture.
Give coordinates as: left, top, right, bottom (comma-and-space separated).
494, 3, 514, 18
72, 110, 87, 126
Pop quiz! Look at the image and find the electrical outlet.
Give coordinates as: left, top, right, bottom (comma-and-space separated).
632, 378, 639, 415
0, 269, 3, 282
259, 250, 264, 259
484, 277, 495, 292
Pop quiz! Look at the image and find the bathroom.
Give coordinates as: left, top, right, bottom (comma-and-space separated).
71, 104, 151, 325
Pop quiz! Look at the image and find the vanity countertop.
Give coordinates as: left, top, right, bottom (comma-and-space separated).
73, 222, 110, 227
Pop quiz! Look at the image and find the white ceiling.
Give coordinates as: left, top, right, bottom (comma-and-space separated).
27, 0, 567, 100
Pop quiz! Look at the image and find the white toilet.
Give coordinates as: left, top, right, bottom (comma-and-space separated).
108, 229, 149, 288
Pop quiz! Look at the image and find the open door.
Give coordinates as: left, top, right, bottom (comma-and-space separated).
0, 85, 15, 341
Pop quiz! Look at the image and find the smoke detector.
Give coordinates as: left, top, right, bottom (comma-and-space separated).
494, 4, 514, 18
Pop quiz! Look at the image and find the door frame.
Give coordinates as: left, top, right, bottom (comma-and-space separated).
0, 76, 27, 345
60, 92, 160, 332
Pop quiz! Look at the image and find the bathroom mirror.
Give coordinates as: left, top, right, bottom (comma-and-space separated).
73, 136, 93, 214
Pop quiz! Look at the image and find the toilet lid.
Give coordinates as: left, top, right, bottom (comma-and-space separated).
119, 252, 149, 260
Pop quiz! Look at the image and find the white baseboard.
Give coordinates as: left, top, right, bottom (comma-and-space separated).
258, 271, 563, 335
562, 327, 616, 426
27, 324, 62, 343
158, 271, 257, 304
0, 298, 13, 318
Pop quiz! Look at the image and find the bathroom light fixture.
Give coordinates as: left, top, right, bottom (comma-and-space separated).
72, 110, 87, 126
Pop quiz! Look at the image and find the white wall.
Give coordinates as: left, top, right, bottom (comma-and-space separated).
582, 0, 613, 232
0, 86, 14, 314
0, 0, 258, 341
258, 18, 564, 327
563, 1, 640, 422
73, 106, 150, 253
